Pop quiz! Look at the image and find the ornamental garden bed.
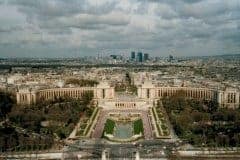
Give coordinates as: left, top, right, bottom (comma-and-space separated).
152, 107, 170, 137
133, 119, 144, 135
76, 107, 99, 137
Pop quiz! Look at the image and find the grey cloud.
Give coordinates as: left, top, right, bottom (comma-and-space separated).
0, 25, 25, 33
9, 0, 116, 18
181, 0, 203, 3
8, 0, 127, 31
178, 0, 240, 19
10, 0, 86, 17
37, 12, 130, 32
0, 0, 239, 57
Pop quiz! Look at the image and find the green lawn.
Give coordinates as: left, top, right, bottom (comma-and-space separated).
133, 119, 144, 135
104, 119, 115, 134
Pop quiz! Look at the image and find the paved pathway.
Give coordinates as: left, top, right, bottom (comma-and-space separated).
141, 110, 153, 140
91, 110, 108, 138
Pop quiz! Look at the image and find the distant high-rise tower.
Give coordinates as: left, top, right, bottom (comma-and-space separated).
169, 55, 174, 62
144, 53, 149, 61
131, 51, 135, 61
137, 52, 143, 62
110, 55, 117, 59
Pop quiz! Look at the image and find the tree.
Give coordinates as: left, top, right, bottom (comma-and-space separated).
125, 72, 131, 85
65, 78, 98, 87
0, 91, 15, 120
82, 91, 94, 105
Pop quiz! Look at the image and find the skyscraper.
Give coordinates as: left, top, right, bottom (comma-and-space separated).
169, 55, 174, 62
144, 53, 149, 61
131, 51, 135, 61
110, 55, 117, 59
137, 52, 143, 62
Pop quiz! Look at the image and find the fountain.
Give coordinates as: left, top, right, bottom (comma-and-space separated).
103, 113, 143, 142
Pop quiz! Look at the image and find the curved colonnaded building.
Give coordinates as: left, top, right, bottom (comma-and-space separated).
16, 82, 114, 105
16, 81, 240, 109
138, 82, 239, 108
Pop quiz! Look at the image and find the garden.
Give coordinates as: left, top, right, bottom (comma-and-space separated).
152, 105, 170, 138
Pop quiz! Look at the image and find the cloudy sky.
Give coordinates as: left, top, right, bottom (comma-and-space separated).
0, 0, 240, 58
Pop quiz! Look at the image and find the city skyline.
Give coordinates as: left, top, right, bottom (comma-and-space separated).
0, 0, 240, 58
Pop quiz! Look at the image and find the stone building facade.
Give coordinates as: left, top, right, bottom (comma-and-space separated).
16, 81, 240, 109
138, 82, 240, 109
16, 82, 115, 105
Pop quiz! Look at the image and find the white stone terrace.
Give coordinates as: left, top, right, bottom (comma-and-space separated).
98, 92, 151, 110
